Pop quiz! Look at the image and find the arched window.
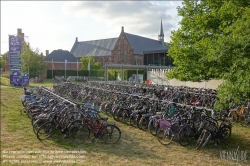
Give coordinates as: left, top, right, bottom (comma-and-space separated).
124, 51, 127, 62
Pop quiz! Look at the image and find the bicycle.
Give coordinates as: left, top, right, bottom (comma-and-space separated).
195, 116, 232, 150
69, 111, 121, 144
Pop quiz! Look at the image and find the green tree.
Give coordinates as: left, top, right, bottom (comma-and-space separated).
166, 0, 250, 109
0, 52, 8, 69
80, 56, 101, 70
21, 43, 46, 78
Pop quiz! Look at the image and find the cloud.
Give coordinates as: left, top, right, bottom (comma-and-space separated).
61, 1, 182, 41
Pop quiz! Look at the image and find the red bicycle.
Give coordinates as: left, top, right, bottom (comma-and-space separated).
69, 111, 121, 144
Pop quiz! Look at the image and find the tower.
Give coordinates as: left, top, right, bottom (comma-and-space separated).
158, 19, 164, 44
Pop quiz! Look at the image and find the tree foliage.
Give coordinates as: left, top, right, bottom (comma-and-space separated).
80, 56, 101, 70
21, 43, 46, 78
166, 0, 250, 109
0, 52, 8, 69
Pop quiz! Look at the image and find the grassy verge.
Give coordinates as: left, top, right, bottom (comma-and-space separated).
0, 77, 54, 88
1, 88, 250, 166
0, 77, 10, 86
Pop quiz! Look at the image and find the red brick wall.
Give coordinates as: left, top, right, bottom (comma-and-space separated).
111, 29, 142, 65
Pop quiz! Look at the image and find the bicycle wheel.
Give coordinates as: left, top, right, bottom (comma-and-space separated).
20, 107, 27, 116
112, 108, 119, 121
116, 109, 124, 122
178, 125, 194, 146
36, 122, 56, 140
139, 117, 149, 131
123, 111, 130, 125
33, 118, 49, 135
105, 104, 112, 117
156, 126, 173, 146
100, 124, 121, 144
68, 120, 90, 143
195, 130, 210, 150
218, 126, 231, 143
149, 124, 159, 136
129, 114, 137, 127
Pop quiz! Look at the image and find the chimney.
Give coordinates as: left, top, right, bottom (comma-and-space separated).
21, 33, 24, 43
76, 37, 78, 42
46, 50, 49, 56
121, 26, 124, 32
17, 28, 22, 36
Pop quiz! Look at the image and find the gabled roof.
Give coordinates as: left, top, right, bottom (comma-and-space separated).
44, 50, 77, 62
124, 32, 169, 55
70, 38, 118, 58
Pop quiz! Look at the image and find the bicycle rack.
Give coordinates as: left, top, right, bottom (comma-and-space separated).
39, 86, 77, 111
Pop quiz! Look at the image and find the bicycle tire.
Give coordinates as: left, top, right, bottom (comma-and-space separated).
129, 114, 137, 127
68, 120, 90, 143
156, 126, 173, 146
139, 117, 149, 131
218, 125, 231, 144
136, 116, 142, 129
116, 109, 124, 122
105, 104, 112, 117
149, 124, 159, 136
36, 122, 56, 140
123, 112, 130, 125
178, 125, 194, 146
112, 108, 119, 121
20, 107, 27, 116
100, 124, 121, 144
32, 118, 49, 135
195, 130, 209, 150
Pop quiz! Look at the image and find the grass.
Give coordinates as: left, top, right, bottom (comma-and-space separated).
0, 77, 54, 88
1, 87, 250, 166
0, 77, 10, 86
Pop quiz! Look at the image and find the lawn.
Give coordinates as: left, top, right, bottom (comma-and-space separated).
1, 86, 250, 166
0, 77, 55, 88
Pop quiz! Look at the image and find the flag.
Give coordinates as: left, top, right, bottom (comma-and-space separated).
65, 59, 68, 70
87, 59, 90, 71
52, 59, 55, 70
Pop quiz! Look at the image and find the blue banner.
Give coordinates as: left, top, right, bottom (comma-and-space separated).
9, 35, 22, 86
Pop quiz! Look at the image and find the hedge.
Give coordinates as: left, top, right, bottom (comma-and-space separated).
47, 69, 145, 81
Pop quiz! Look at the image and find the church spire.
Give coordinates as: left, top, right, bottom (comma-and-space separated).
158, 18, 164, 43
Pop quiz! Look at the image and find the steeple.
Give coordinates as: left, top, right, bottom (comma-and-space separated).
158, 18, 164, 44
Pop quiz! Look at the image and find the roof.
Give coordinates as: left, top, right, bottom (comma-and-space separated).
44, 50, 77, 62
70, 38, 118, 58
124, 32, 169, 55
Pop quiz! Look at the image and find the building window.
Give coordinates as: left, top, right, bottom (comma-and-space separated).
118, 50, 121, 62
124, 51, 127, 62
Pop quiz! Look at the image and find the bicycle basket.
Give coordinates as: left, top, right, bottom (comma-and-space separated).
159, 119, 171, 130
204, 121, 217, 132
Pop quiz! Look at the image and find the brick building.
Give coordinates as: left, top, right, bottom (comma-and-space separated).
69, 20, 173, 67
43, 20, 173, 77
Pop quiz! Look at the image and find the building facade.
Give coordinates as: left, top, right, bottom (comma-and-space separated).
69, 20, 173, 67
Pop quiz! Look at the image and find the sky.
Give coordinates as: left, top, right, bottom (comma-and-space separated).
1, 1, 183, 55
